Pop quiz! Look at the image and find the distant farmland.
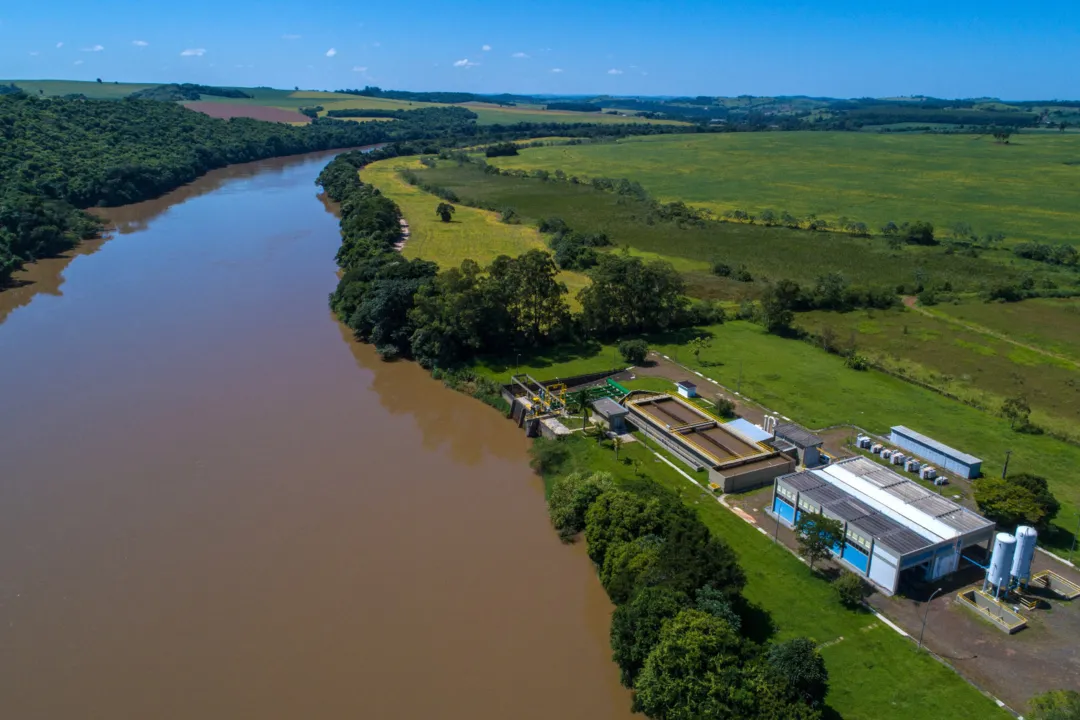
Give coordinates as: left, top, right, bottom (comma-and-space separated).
487, 132, 1080, 247
183, 101, 310, 123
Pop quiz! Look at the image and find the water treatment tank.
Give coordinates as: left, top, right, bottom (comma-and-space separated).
986, 532, 1017, 593
1010, 526, 1038, 585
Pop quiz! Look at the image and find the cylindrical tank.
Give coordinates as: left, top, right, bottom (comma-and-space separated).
986, 532, 1017, 592
1010, 526, 1038, 584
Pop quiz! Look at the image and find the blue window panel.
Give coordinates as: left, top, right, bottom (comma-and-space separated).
773, 497, 796, 524
842, 543, 870, 573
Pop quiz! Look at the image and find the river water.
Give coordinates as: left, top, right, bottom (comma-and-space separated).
0, 152, 634, 719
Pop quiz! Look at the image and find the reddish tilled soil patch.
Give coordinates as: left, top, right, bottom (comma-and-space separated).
183, 102, 310, 123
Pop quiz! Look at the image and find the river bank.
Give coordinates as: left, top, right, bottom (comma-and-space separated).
0, 151, 634, 720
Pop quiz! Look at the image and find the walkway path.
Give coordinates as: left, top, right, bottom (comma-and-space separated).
394, 217, 410, 252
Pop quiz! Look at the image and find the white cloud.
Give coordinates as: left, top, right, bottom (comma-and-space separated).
82, 44, 104, 52
372, 41, 381, 47
453, 58, 479, 68
180, 48, 206, 57
607, 68, 623, 75
482, 44, 492, 51
132, 40, 148, 47
73, 59, 84, 65
550, 68, 563, 73
325, 47, 337, 57
352, 66, 368, 72
56, 42, 64, 48
511, 52, 529, 58
282, 34, 301, 40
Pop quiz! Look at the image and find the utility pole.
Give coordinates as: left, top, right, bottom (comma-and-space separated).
1001, 450, 1012, 480
917, 588, 944, 653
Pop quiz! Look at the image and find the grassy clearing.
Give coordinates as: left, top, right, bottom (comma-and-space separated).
1, 79, 157, 99
796, 306, 1080, 432
359, 158, 589, 298
488, 320, 1080, 549
546, 435, 1009, 720
417, 161, 1057, 297
464, 103, 687, 126
933, 297, 1080, 362
486, 132, 1080, 247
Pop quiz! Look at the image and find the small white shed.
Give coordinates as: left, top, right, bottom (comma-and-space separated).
676, 380, 698, 399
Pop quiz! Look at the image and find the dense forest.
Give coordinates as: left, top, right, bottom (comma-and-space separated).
0, 93, 687, 287
538, 460, 829, 719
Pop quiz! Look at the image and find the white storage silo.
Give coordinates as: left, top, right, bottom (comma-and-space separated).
985, 532, 1017, 597
1010, 526, 1038, 586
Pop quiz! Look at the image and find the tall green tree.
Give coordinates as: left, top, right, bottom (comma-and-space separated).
547, 471, 613, 540
578, 253, 687, 337
973, 474, 1059, 531
794, 512, 845, 572
633, 609, 753, 719
487, 250, 570, 344
766, 637, 829, 707
435, 202, 455, 222
584, 489, 663, 567
610, 586, 690, 687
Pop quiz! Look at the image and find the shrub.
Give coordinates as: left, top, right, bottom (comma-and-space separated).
618, 339, 650, 365
845, 352, 870, 371
714, 396, 736, 418
1029, 690, 1080, 720
834, 571, 870, 608
973, 474, 1060, 531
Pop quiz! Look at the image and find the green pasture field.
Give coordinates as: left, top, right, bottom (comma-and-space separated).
359, 158, 590, 299
478, 320, 1080, 550
416, 161, 1068, 298
542, 435, 1010, 720
932, 297, 1080, 362
796, 306, 1080, 433
1, 79, 157, 99
485, 132, 1080, 247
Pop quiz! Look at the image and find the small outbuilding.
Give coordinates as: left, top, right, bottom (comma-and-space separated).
889, 426, 982, 479
773, 422, 825, 468
675, 380, 698, 399
590, 397, 629, 433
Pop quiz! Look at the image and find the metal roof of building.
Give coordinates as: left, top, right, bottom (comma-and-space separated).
819, 457, 994, 541
777, 469, 938, 557
676, 380, 697, 388
723, 418, 773, 444
774, 422, 824, 448
891, 426, 982, 466
590, 397, 628, 417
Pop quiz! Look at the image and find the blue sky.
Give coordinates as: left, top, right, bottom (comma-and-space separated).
2, 0, 1078, 99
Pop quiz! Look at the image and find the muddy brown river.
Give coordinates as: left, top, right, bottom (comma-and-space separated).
0, 152, 634, 719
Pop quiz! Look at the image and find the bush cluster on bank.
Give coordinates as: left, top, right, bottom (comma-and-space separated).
538, 444, 829, 719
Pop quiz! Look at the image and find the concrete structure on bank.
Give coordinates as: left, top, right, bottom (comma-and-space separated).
770, 457, 996, 594
591, 397, 629, 433
889, 425, 982, 479
625, 392, 794, 492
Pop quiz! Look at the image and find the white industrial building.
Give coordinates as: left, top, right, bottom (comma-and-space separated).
771, 457, 996, 594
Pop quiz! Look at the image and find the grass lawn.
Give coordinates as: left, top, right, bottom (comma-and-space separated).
359, 158, 590, 298
544, 435, 1010, 720
932, 297, 1080, 363
1, 79, 157, 99
486, 131, 1080, 247
492, 321, 1080, 550
416, 161, 1069, 298
796, 306, 1080, 435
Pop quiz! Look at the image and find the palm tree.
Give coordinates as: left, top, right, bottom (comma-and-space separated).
570, 390, 590, 429
613, 436, 623, 461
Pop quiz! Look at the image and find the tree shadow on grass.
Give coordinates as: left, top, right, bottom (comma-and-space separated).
737, 598, 777, 644
478, 339, 605, 375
